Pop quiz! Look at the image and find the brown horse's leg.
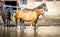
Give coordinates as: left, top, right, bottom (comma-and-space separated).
36, 21, 38, 29
31, 24, 32, 27
30, 20, 34, 26
34, 20, 38, 37
31, 22, 33, 26
34, 20, 38, 29
17, 18, 20, 27
15, 18, 17, 27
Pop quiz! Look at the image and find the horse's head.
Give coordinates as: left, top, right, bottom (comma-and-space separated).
41, 3, 48, 12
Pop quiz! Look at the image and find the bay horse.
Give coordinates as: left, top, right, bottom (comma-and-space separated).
0, 6, 13, 26
15, 3, 48, 28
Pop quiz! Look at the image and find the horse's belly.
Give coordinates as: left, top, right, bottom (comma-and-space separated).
20, 13, 36, 21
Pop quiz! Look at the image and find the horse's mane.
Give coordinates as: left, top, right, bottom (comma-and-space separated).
23, 3, 45, 11
34, 3, 45, 10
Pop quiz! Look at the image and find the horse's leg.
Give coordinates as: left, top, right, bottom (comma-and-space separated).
7, 18, 10, 25
7, 19, 10, 25
34, 20, 38, 29
17, 18, 20, 29
15, 18, 20, 28
16, 18, 21, 37
31, 22, 33, 26
15, 18, 17, 27
2, 17, 6, 26
6, 17, 8, 25
30, 20, 34, 27
20, 18, 25, 37
20, 18, 24, 26
34, 20, 38, 37
9, 19, 10, 25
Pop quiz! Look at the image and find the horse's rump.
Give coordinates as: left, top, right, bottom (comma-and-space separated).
1, 12, 7, 18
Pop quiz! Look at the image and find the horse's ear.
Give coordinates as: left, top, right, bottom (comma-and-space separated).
42, 3, 46, 7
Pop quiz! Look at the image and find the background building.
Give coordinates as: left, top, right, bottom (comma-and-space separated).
0, 0, 60, 16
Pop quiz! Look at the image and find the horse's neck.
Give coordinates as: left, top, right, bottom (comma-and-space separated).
35, 9, 43, 18
35, 10, 41, 14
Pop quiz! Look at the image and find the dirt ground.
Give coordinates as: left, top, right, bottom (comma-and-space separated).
0, 16, 60, 37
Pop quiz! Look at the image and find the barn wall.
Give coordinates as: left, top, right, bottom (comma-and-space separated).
1, 0, 60, 16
